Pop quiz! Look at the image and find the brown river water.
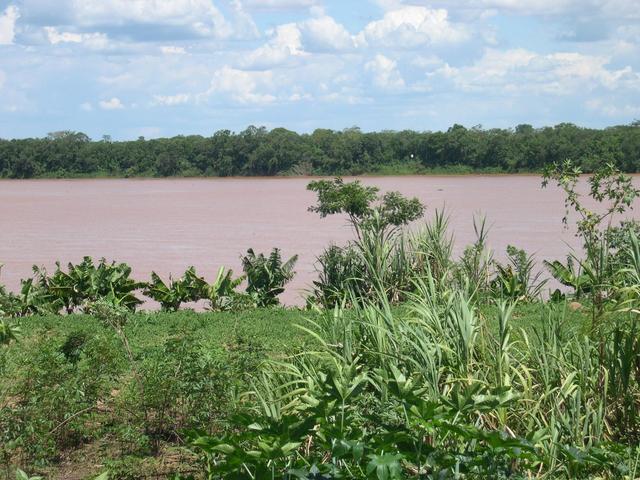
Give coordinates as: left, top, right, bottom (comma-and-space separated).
1, 176, 638, 306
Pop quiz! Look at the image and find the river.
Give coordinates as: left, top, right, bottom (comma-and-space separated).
0, 176, 633, 306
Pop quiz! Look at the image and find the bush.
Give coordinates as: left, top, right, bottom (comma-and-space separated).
241, 248, 298, 307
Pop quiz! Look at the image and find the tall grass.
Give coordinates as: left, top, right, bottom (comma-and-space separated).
188, 257, 640, 478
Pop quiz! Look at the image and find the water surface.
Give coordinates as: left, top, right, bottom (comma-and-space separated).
0, 176, 633, 305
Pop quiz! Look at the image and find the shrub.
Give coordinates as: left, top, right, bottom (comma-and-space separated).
241, 248, 298, 307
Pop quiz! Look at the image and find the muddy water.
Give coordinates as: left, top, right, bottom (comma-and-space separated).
0, 176, 635, 306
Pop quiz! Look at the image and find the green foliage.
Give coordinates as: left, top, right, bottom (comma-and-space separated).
2, 122, 640, 178
15, 469, 43, 480
411, 208, 454, 285
310, 245, 363, 308
542, 160, 640, 330
307, 178, 378, 221
1, 260, 260, 317
32, 257, 144, 314
143, 265, 246, 313
0, 319, 20, 346
453, 215, 494, 300
197, 267, 245, 312
117, 334, 261, 454
306, 178, 425, 306
492, 245, 546, 301
241, 248, 298, 307
544, 257, 592, 299
307, 178, 424, 229
4, 275, 57, 317
143, 267, 204, 312
185, 282, 638, 478
0, 330, 125, 466
0, 308, 303, 477
0, 266, 21, 317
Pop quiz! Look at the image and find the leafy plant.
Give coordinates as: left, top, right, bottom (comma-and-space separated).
542, 160, 640, 330
309, 245, 363, 308
544, 256, 592, 299
184, 268, 636, 479
0, 319, 20, 346
197, 267, 245, 311
492, 245, 546, 301
15, 469, 43, 480
412, 209, 454, 285
143, 267, 203, 312
307, 177, 424, 232
35, 257, 144, 313
307, 178, 426, 306
241, 248, 298, 307
454, 215, 494, 300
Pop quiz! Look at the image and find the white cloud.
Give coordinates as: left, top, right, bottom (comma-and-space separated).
244, 8, 353, 61
44, 26, 108, 49
160, 45, 186, 55
586, 98, 640, 117
80, 102, 93, 111
72, 0, 221, 25
365, 54, 405, 89
243, 0, 317, 9
69, 0, 238, 39
206, 65, 276, 104
289, 91, 312, 101
425, 0, 638, 18
0, 5, 19, 45
299, 9, 355, 51
242, 23, 306, 69
431, 48, 640, 95
0, 70, 5, 89
99, 97, 125, 110
356, 6, 469, 48
500, 0, 638, 19
153, 93, 191, 106
44, 27, 82, 43
228, 0, 260, 39
411, 54, 443, 68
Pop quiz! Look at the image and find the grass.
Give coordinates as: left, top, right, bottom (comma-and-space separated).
0, 302, 598, 479
0, 308, 311, 480
15, 308, 310, 355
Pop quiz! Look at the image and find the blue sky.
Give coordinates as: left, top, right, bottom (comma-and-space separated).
0, 0, 638, 139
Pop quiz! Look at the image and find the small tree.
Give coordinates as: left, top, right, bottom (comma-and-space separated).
307, 178, 425, 304
307, 178, 424, 234
542, 160, 640, 330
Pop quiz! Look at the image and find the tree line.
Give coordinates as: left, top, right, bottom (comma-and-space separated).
1, 122, 639, 178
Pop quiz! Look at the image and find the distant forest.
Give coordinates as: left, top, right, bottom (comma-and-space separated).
1, 122, 639, 178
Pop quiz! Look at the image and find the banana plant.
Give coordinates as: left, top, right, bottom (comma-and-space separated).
43, 257, 144, 312
241, 248, 298, 307
197, 266, 244, 311
544, 257, 592, 299
0, 318, 20, 346
143, 267, 203, 312
15, 276, 60, 316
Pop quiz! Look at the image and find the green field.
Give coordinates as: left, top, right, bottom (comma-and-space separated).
0, 303, 595, 479
1, 309, 308, 479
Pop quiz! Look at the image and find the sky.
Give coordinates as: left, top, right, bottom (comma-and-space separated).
0, 0, 639, 140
